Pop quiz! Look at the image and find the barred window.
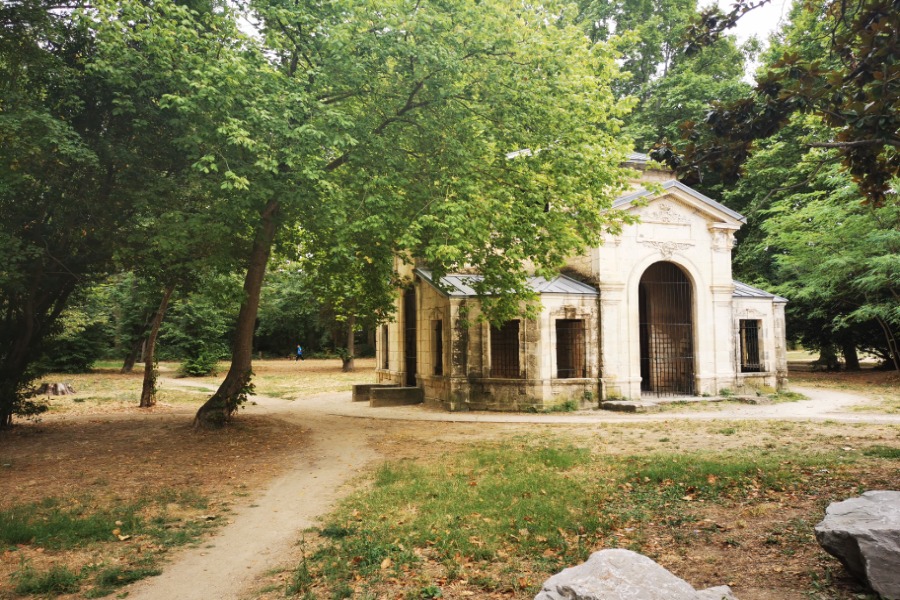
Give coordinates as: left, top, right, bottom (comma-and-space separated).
382, 326, 389, 370
433, 320, 443, 376
739, 320, 762, 373
490, 320, 520, 378
556, 319, 585, 378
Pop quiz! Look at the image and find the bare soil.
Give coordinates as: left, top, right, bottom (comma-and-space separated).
1, 361, 898, 600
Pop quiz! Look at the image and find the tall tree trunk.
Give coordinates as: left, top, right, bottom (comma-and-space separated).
841, 341, 861, 371
121, 336, 145, 374
139, 284, 175, 408
875, 316, 900, 371
194, 199, 279, 428
342, 315, 356, 372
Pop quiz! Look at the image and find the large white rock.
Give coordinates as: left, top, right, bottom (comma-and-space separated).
815, 490, 900, 600
534, 549, 737, 600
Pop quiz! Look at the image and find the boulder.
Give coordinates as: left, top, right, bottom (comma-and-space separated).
534, 549, 737, 600
815, 490, 900, 599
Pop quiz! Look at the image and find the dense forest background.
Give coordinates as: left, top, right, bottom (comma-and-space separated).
1, 0, 896, 427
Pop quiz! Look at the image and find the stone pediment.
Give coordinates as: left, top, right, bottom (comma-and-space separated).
613, 180, 746, 228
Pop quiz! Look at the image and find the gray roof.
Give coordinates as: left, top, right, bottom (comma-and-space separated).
733, 280, 788, 303
626, 152, 650, 163
416, 268, 598, 297
614, 180, 747, 224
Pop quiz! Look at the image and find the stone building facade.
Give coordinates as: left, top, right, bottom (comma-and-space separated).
375, 155, 788, 410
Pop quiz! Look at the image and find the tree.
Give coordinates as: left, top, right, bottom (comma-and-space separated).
652, 0, 899, 205
159, 274, 242, 376
162, 0, 636, 427
255, 266, 332, 357
624, 35, 754, 154
573, 0, 697, 98
0, 0, 192, 427
107, 273, 158, 374
724, 114, 900, 370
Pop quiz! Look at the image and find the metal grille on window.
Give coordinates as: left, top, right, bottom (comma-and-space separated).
740, 319, 762, 373
556, 319, 585, 378
490, 320, 521, 378
433, 320, 443, 376
403, 289, 416, 386
382, 326, 389, 370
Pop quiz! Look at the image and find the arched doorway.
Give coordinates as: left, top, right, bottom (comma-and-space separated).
638, 262, 695, 396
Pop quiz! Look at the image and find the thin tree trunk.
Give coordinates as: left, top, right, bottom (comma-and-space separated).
140, 284, 175, 408
342, 315, 356, 372
875, 316, 900, 371
194, 199, 279, 428
121, 336, 145, 374
841, 342, 861, 371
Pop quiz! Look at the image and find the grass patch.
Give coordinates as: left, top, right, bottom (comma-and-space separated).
12, 564, 80, 595
85, 565, 162, 598
863, 445, 900, 459
2, 490, 217, 598
0, 498, 141, 550
291, 438, 849, 598
768, 390, 808, 402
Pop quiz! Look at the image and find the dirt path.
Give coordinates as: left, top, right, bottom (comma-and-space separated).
122, 381, 895, 599
123, 382, 383, 600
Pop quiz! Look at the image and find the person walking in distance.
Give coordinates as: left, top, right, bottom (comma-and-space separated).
295, 344, 304, 361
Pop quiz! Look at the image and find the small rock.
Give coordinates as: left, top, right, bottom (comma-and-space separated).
815, 490, 900, 599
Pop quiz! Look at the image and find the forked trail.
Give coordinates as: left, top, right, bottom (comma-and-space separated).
123, 381, 895, 600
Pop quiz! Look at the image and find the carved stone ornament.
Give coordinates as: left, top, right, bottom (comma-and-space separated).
641, 240, 692, 259
711, 228, 736, 252
645, 201, 690, 224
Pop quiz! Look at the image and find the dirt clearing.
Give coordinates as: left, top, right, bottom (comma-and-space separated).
1, 360, 898, 600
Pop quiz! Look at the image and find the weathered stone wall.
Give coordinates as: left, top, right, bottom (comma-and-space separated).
732, 296, 788, 392
570, 188, 744, 400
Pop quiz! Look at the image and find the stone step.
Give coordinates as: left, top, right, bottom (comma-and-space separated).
351, 383, 399, 402
600, 400, 661, 413
369, 386, 424, 407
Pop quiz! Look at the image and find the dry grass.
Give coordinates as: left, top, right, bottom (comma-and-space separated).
0, 358, 374, 600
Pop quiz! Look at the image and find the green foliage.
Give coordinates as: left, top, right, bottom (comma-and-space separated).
725, 112, 899, 368
256, 267, 333, 356
160, 275, 241, 372
662, 0, 898, 205
625, 36, 754, 155
0, 0, 242, 426
178, 352, 221, 378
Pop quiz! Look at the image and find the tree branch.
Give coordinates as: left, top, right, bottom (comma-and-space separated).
808, 138, 900, 148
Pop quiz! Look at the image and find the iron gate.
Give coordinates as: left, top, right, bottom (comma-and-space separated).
639, 262, 695, 396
